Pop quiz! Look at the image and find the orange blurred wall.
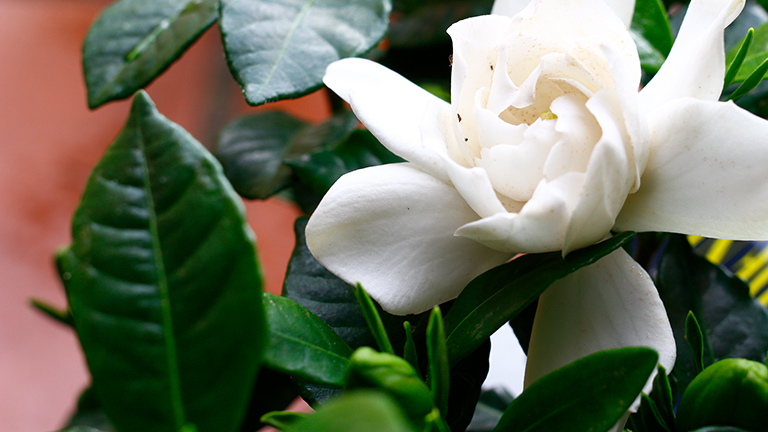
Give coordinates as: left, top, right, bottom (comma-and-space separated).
0, 2, 327, 430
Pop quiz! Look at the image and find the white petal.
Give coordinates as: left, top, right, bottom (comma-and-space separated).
493, 0, 635, 28
456, 172, 584, 253
508, 0, 639, 76
616, 98, 768, 240
524, 248, 676, 401
305, 163, 512, 315
491, 0, 534, 18
478, 118, 560, 202
563, 90, 635, 254
441, 155, 509, 218
323, 58, 451, 182
640, 0, 745, 111
448, 15, 516, 163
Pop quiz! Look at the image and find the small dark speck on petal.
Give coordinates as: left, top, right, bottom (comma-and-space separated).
457, 113, 462, 122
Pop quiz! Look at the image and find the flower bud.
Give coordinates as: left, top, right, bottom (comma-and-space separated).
676, 358, 768, 432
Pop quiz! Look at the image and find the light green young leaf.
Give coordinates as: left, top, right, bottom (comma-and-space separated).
356, 284, 395, 355
427, 307, 449, 419
220, 0, 392, 106
284, 390, 418, 432
83, 0, 218, 108
726, 22, 768, 84
60, 91, 265, 432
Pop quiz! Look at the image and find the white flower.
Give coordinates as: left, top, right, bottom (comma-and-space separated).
306, 0, 768, 391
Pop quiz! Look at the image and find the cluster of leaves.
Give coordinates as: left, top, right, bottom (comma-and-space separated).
30, 0, 768, 431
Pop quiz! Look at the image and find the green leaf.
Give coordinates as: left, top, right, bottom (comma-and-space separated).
357, 284, 396, 355
427, 307, 449, 418
726, 55, 768, 100
283, 218, 374, 350
631, 0, 673, 56
630, 30, 666, 75
282, 217, 414, 404
493, 348, 659, 432
215, 111, 358, 200
651, 234, 768, 393
388, 0, 494, 48
284, 390, 419, 432
61, 91, 265, 432
240, 367, 300, 431
263, 292, 353, 386
445, 339, 491, 432
649, 365, 675, 429
443, 232, 635, 365
686, 311, 706, 375
629, 0, 673, 74
726, 21, 768, 84
220, 0, 392, 106
261, 411, 308, 430
466, 389, 514, 432
344, 347, 435, 424
63, 385, 114, 432
286, 129, 404, 196
82, 0, 218, 108
725, 28, 754, 88
402, 321, 421, 379
30, 298, 73, 327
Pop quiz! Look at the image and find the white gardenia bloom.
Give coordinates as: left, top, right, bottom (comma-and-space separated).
306, 0, 768, 393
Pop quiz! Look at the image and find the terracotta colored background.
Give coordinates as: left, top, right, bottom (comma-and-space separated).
0, 2, 325, 430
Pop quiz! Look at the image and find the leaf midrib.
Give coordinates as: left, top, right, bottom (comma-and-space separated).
255, 0, 318, 94
137, 122, 186, 429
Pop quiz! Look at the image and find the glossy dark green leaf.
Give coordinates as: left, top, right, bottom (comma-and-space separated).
630, 30, 665, 74
443, 232, 635, 365
287, 129, 404, 196
239, 367, 300, 431
344, 347, 435, 424
427, 307, 450, 418
220, 0, 391, 106
357, 284, 396, 355
215, 111, 358, 200
388, 0, 493, 48
493, 348, 658, 432
263, 292, 353, 386
630, 0, 673, 56
651, 234, 768, 393
629, 0, 672, 75
282, 218, 412, 404
686, 311, 706, 375
283, 218, 409, 351
64, 386, 114, 432
60, 91, 265, 432
445, 339, 491, 432
284, 390, 419, 432
82, 0, 218, 108
466, 389, 513, 432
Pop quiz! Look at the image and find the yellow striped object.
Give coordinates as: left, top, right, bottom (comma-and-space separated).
688, 236, 768, 305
